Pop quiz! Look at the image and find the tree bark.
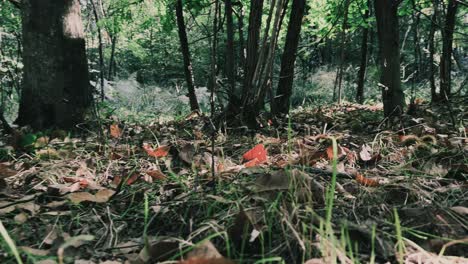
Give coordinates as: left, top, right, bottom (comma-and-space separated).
274, 0, 306, 115
16, 0, 93, 130
439, 0, 458, 99
225, 0, 236, 100
374, 0, 405, 117
108, 35, 117, 80
90, 0, 105, 101
236, 3, 246, 68
175, 0, 200, 111
428, 0, 438, 102
240, 0, 264, 126
333, 0, 350, 104
356, 0, 370, 104
241, 0, 264, 103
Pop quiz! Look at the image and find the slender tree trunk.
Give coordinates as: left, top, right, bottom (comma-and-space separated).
428, 0, 438, 102
410, 0, 421, 102
90, 0, 105, 101
356, 0, 370, 104
240, 0, 264, 127
374, 0, 405, 117
175, 0, 200, 111
274, 0, 306, 115
236, 3, 246, 68
333, 0, 350, 104
225, 0, 236, 100
16, 0, 92, 130
108, 35, 117, 80
210, 0, 220, 183
439, 0, 458, 99
241, 0, 264, 103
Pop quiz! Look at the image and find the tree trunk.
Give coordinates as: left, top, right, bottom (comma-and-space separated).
439, 0, 458, 99
333, 0, 350, 104
274, 0, 306, 115
241, 0, 264, 103
240, 0, 264, 127
236, 3, 246, 68
225, 0, 236, 100
90, 0, 105, 101
108, 35, 117, 80
16, 0, 93, 130
374, 0, 405, 117
408, 0, 421, 103
428, 0, 438, 102
356, 0, 370, 104
175, 0, 200, 111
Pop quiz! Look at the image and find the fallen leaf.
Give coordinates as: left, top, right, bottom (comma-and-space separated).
36, 148, 60, 159
68, 189, 115, 204
355, 173, 379, 187
243, 144, 267, 163
244, 158, 262, 168
359, 145, 372, 161
110, 124, 122, 138
186, 240, 222, 259
0, 163, 18, 179
57, 235, 94, 264
62, 177, 89, 188
146, 170, 167, 181
143, 143, 170, 158
126, 173, 140, 185
179, 143, 195, 164
14, 212, 28, 224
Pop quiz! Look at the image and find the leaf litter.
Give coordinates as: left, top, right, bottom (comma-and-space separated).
0, 101, 466, 263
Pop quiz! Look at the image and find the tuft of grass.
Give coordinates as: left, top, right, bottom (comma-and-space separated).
394, 208, 406, 264
0, 220, 23, 264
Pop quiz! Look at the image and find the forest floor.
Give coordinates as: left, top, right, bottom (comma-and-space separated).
0, 98, 467, 264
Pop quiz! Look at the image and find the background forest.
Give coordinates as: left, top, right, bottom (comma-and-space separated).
0, 0, 467, 263
1, 0, 466, 124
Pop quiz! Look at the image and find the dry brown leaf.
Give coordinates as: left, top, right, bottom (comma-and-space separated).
110, 123, 122, 138
68, 189, 115, 204
14, 212, 28, 224
146, 170, 167, 181
0, 163, 18, 179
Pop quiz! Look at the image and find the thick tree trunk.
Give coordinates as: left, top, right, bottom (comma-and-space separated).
356, 2, 370, 104
374, 0, 405, 117
274, 0, 306, 115
439, 0, 458, 99
16, 0, 92, 130
175, 0, 200, 111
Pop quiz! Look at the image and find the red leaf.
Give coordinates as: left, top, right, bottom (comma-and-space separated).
126, 173, 140, 185
244, 158, 262, 168
243, 144, 267, 163
355, 173, 379, 187
143, 144, 170, 158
